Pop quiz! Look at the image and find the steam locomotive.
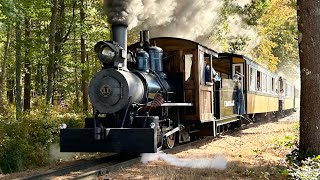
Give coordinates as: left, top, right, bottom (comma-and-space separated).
60, 24, 300, 153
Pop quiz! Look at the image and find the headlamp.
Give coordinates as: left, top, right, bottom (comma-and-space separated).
101, 46, 115, 56
94, 41, 126, 65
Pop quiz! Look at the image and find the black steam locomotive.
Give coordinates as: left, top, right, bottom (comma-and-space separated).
60, 24, 299, 153
61, 25, 187, 153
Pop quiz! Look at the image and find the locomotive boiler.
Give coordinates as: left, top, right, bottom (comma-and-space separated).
90, 25, 168, 115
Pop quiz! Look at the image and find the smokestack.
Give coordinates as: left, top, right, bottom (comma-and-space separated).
143, 30, 150, 47
111, 24, 128, 68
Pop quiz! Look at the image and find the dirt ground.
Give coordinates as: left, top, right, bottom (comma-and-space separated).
104, 113, 299, 180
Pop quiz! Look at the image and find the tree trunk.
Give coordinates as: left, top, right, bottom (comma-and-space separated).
23, 18, 31, 111
298, 0, 320, 154
46, 0, 58, 104
15, 22, 23, 118
7, 79, 14, 103
54, 0, 66, 103
0, 26, 11, 111
73, 30, 80, 106
35, 21, 44, 96
80, 0, 89, 112
36, 62, 43, 96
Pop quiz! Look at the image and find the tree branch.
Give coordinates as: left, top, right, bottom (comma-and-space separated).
62, 0, 76, 43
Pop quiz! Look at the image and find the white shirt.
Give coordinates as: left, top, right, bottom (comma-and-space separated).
278, 92, 284, 101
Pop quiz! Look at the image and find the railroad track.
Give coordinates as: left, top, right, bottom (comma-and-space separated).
20, 137, 213, 180
20, 153, 137, 180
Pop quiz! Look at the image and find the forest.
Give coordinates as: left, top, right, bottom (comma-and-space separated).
0, 0, 299, 174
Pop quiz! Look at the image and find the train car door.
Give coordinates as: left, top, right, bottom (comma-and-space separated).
199, 51, 214, 121
183, 51, 197, 120
232, 64, 244, 88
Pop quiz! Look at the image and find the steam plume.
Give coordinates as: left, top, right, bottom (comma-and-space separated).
105, 0, 177, 28
226, 15, 260, 55
105, 0, 222, 40
233, 0, 252, 7
49, 143, 75, 162
148, 0, 223, 41
105, 0, 258, 54
141, 152, 227, 170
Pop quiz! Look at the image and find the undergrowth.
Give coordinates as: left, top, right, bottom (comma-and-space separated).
0, 99, 85, 174
275, 123, 320, 179
285, 151, 320, 179
273, 123, 299, 149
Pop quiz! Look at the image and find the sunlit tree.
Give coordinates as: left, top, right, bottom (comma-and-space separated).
297, 0, 320, 155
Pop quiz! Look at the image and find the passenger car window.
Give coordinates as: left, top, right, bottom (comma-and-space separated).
184, 54, 193, 81
267, 76, 271, 93
249, 67, 256, 91
199, 53, 205, 85
262, 73, 267, 92
257, 71, 261, 91
272, 78, 275, 93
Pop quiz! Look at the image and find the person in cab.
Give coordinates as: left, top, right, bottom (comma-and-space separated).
205, 59, 221, 83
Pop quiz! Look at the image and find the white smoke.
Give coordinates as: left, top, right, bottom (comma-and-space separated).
49, 143, 75, 162
105, 0, 259, 54
147, 0, 224, 41
277, 67, 301, 86
106, 0, 223, 41
106, 0, 177, 29
128, 0, 178, 30
141, 152, 161, 164
141, 152, 227, 170
233, 0, 252, 8
226, 15, 260, 55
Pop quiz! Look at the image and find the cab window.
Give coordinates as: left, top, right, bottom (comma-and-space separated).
184, 54, 193, 81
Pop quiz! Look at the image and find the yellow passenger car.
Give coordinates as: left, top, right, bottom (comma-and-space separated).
216, 53, 298, 120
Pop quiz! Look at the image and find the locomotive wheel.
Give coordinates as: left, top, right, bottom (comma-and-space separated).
163, 134, 175, 149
